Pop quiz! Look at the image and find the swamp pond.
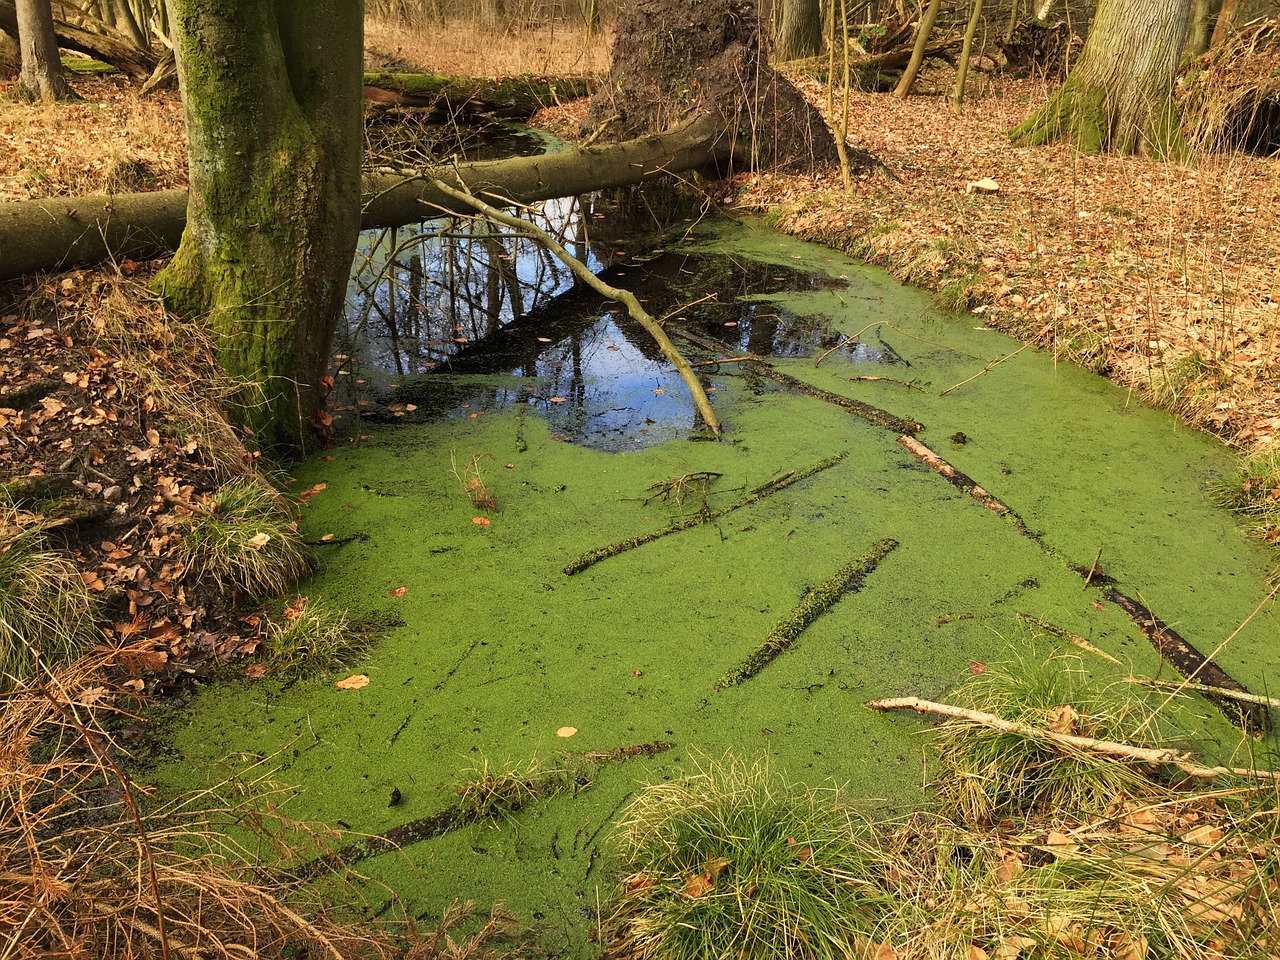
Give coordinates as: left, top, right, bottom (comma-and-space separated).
147, 209, 1280, 954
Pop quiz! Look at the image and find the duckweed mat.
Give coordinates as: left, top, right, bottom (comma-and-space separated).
148, 219, 1280, 955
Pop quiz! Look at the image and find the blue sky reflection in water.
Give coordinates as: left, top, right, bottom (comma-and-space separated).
338, 205, 864, 449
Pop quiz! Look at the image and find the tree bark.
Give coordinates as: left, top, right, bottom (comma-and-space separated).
893, 0, 943, 98
0, 0, 155, 80
14, 0, 73, 101
1008, 0, 1192, 158
1185, 0, 1220, 58
153, 0, 365, 455
775, 0, 823, 60
0, 114, 729, 281
1208, 0, 1236, 49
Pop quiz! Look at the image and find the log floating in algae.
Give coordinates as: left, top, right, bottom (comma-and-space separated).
716, 537, 900, 690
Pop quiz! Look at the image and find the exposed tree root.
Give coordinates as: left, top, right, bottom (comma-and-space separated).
716, 537, 898, 689
564, 454, 848, 576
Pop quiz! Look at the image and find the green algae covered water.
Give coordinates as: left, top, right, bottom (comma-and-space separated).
148, 218, 1280, 953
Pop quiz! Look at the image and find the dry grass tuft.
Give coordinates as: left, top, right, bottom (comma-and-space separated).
0, 645, 392, 959
0, 505, 100, 689
88, 276, 253, 477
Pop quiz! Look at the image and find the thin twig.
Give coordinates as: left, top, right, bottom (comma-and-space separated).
1018, 613, 1122, 665
1124, 677, 1280, 710
939, 342, 1031, 396
1083, 546, 1104, 588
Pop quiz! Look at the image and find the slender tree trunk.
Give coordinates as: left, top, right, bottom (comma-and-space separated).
1008, 0, 1192, 158
15, 0, 74, 101
1185, 0, 1220, 58
153, 0, 364, 455
893, 0, 942, 98
0, 1, 157, 78
950, 0, 982, 112
775, 0, 823, 60
1208, 0, 1236, 49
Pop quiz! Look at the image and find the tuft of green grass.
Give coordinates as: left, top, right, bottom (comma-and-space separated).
262, 597, 364, 679
452, 756, 584, 818
1211, 448, 1280, 584
172, 476, 311, 600
606, 756, 890, 960
0, 506, 100, 689
931, 649, 1167, 825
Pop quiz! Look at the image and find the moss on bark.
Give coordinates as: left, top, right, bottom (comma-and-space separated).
1008, 0, 1192, 160
155, 0, 363, 455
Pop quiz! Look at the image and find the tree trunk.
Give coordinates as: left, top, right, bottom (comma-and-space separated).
0, 115, 730, 284
1185, 0, 1220, 58
950, 0, 982, 112
893, 0, 942, 98
14, 0, 73, 101
775, 0, 823, 60
0, 0, 157, 79
1208, 0, 1236, 49
153, 0, 364, 455
1008, 0, 1192, 158
362, 71, 589, 119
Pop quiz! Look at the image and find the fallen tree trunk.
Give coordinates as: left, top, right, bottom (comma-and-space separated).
0, 114, 728, 282
0, 1, 156, 80
363, 71, 590, 118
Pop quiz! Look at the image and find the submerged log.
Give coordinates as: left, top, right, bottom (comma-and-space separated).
1105, 589, 1270, 733
0, 114, 728, 282
716, 537, 899, 689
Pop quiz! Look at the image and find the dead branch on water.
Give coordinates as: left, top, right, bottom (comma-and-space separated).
428, 177, 722, 435
716, 537, 899, 689
564, 454, 848, 576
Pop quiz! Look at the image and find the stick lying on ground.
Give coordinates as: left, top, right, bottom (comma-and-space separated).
563, 453, 847, 576
898, 435, 1010, 515
286, 741, 673, 880
893, 438, 1267, 731
1124, 677, 1280, 710
865, 696, 1280, 781
428, 178, 722, 436
716, 537, 899, 689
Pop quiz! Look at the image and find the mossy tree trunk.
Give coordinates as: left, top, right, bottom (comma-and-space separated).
15, 0, 73, 101
775, 0, 822, 60
1008, 0, 1192, 159
154, 0, 364, 455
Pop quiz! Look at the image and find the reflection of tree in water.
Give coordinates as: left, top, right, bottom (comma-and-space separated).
340, 195, 601, 377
